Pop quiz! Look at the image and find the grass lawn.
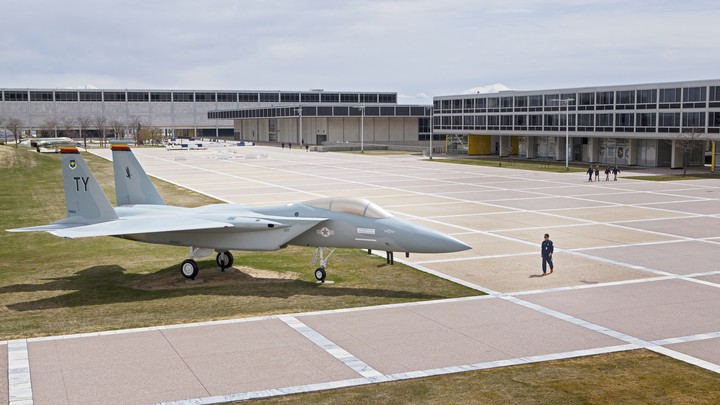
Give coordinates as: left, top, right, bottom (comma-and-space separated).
432, 156, 720, 181
431, 157, 587, 173
337, 149, 420, 155
0, 145, 480, 340
246, 349, 720, 405
624, 173, 720, 181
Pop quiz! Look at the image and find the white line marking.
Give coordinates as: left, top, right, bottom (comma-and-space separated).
7, 339, 33, 405
277, 315, 388, 382
652, 331, 720, 346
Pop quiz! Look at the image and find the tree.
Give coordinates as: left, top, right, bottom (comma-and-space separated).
671, 127, 706, 176
60, 117, 76, 138
137, 126, 163, 145
127, 115, 143, 145
77, 116, 93, 148
94, 116, 108, 147
110, 119, 125, 141
5, 118, 23, 147
42, 118, 59, 137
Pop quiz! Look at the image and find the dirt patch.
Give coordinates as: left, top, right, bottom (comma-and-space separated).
0, 146, 38, 169
127, 266, 300, 290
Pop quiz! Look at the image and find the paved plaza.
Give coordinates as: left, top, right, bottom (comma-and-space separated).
4, 145, 720, 404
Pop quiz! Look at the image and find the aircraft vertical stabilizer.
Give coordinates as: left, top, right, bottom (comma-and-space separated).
60, 146, 118, 224
111, 144, 165, 206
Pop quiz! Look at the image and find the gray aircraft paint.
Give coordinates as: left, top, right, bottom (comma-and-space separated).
111, 144, 165, 206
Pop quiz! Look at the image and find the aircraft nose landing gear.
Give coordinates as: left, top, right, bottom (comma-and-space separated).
311, 247, 335, 283
314, 267, 326, 282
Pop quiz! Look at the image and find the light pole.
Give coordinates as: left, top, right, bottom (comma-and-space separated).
552, 98, 574, 170
426, 105, 433, 160
356, 105, 365, 153
296, 106, 302, 145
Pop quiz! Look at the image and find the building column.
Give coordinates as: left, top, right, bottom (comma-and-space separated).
588, 138, 599, 162
628, 139, 637, 165
553, 137, 563, 161
670, 139, 684, 169
525, 136, 535, 158
499, 135, 511, 157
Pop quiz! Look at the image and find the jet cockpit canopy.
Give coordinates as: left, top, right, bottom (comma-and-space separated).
303, 197, 392, 219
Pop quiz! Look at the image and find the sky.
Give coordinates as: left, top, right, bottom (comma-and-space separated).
1, 0, 719, 104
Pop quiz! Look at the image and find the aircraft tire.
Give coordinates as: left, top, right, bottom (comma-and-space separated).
314, 267, 326, 282
181, 259, 199, 280
216, 251, 234, 270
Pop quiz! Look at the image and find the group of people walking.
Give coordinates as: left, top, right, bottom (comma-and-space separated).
587, 165, 620, 182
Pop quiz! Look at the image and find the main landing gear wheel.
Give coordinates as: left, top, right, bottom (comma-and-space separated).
314, 267, 326, 283
216, 251, 234, 271
181, 259, 199, 280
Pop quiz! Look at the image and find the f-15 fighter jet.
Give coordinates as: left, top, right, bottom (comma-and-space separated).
8, 145, 470, 282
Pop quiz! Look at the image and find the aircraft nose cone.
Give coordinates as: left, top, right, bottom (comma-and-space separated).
401, 222, 472, 253
432, 233, 472, 253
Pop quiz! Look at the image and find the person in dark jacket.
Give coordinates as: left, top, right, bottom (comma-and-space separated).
604, 166, 611, 181
586, 166, 594, 182
541, 233, 554, 275
612, 165, 621, 181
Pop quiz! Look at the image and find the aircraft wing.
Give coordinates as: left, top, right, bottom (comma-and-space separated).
8, 215, 327, 239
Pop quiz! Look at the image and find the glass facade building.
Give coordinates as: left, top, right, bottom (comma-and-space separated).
433, 80, 720, 167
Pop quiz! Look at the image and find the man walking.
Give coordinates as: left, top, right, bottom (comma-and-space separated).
541, 233, 554, 275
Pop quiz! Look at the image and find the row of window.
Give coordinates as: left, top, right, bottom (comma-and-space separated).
210, 105, 431, 119
435, 112, 720, 131
434, 86, 720, 112
0, 90, 397, 104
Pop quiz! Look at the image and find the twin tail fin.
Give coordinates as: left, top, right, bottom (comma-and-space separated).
111, 144, 165, 206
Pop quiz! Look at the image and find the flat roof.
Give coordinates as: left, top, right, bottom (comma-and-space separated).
435, 79, 720, 99
209, 104, 432, 120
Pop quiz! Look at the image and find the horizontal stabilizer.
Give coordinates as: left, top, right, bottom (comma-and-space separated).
9, 216, 232, 238
7, 223, 86, 233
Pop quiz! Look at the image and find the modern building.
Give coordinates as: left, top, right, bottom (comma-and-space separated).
209, 103, 432, 147
0, 88, 430, 143
3, 80, 719, 167
433, 79, 720, 167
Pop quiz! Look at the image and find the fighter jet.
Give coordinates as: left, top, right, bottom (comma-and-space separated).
8, 145, 470, 281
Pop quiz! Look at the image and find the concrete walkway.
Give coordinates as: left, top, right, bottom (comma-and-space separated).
4, 146, 719, 404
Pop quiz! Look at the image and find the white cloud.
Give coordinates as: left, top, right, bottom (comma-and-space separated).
1, 0, 719, 98
461, 84, 513, 94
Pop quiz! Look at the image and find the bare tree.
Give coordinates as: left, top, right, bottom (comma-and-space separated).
42, 117, 59, 137
671, 127, 706, 176
109, 119, 125, 142
60, 117, 76, 138
5, 118, 23, 147
77, 116, 93, 148
127, 115, 143, 145
94, 116, 108, 147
